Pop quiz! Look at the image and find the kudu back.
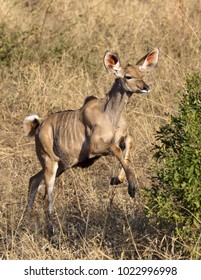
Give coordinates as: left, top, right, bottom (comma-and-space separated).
24, 48, 159, 236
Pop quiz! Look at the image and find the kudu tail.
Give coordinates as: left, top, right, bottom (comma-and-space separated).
23, 115, 40, 138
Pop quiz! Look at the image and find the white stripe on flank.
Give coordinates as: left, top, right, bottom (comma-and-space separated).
64, 113, 70, 149
73, 113, 77, 141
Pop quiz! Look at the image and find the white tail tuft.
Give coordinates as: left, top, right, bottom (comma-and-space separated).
23, 115, 40, 138
24, 115, 40, 122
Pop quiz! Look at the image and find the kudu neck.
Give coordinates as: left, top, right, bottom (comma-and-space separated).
104, 78, 132, 125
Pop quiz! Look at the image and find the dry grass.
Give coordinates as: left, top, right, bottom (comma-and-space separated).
0, 0, 201, 259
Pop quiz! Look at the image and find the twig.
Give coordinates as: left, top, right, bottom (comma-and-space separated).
40, 0, 53, 39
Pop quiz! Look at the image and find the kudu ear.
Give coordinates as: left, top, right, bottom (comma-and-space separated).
104, 51, 121, 75
136, 48, 159, 73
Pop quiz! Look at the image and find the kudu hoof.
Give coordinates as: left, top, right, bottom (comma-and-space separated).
128, 182, 135, 198
110, 177, 122, 185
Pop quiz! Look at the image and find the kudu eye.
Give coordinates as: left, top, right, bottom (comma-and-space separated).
125, 75, 133, 80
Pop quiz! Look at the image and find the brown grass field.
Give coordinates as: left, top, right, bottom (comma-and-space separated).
0, 0, 200, 260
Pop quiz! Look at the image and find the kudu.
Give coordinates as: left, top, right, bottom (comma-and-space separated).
24, 48, 159, 236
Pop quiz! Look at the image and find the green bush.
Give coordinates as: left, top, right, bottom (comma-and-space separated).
0, 24, 34, 66
0, 24, 70, 67
144, 74, 201, 256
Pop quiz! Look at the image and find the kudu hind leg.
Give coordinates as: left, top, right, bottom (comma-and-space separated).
111, 135, 133, 185
110, 142, 136, 198
44, 159, 58, 237
26, 170, 44, 216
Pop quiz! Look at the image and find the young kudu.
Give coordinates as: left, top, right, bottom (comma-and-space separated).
24, 48, 159, 236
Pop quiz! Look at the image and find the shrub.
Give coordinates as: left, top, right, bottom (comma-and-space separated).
144, 74, 201, 257
0, 24, 70, 67
0, 24, 35, 66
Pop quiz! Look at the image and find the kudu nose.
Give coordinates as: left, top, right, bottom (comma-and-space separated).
142, 85, 150, 92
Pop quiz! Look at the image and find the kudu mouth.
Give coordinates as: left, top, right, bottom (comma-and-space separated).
125, 88, 150, 95
136, 87, 150, 94
123, 83, 150, 95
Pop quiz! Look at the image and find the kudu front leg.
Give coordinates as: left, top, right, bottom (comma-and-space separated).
111, 135, 133, 184
110, 142, 136, 198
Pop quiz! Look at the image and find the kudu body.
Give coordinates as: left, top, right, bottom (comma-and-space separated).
24, 48, 159, 235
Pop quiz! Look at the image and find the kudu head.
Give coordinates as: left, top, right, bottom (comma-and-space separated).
104, 48, 159, 94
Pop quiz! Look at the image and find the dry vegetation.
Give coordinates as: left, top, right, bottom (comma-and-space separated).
0, 0, 200, 259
